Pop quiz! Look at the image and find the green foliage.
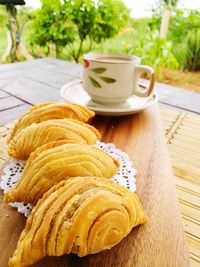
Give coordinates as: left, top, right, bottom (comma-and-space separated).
162, 0, 179, 7
130, 18, 151, 31
0, 0, 199, 75
0, 6, 7, 58
0, 27, 7, 59
17, 6, 34, 20
94, 28, 144, 55
169, 9, 200, 70
30, 0, 130, 62
129, 30, 179, 72
66, 0, 130, 61
90, 25, 178, 74
148, 10, 161, 32
148, 8, 200, 71
30, 0, 76, 54
92, 0, 130, 43
66, 0, 96, 41
148, 0, 179, 31
183, 29, 200, 71
169, 9, 200, 44
0, 6, 7, 27
63, 0, 97, 61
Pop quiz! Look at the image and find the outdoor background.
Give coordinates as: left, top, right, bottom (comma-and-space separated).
0, 0, 199, 92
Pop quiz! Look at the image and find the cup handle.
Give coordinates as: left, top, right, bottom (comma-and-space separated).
134, 65, 155, 97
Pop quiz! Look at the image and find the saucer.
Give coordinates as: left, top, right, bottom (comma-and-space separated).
60, 80, 158, 116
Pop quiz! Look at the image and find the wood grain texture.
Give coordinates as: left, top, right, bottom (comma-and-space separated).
0, 104, 189, 267
0, 91, 9, 99
0, 104, 31, 125
0, 96, 24, 112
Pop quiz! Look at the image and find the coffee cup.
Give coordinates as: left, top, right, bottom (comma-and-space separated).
83, 52, 155, 105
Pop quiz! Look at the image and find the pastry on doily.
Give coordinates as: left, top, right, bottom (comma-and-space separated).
8, 102, 95, 143
8, 177, 147, 267
8, 118, 101, 160
4, 143, 119, 204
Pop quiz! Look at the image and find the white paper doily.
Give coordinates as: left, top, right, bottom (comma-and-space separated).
0, 141, 136, 217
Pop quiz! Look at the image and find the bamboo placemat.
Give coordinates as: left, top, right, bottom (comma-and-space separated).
160, 108, 200, 267
0, 109, 199, 266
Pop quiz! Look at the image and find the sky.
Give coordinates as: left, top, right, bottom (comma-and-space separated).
124, 0, 200, 18
25, 0, 200, 18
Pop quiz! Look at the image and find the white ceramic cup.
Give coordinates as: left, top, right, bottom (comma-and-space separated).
83, 52, 155, 105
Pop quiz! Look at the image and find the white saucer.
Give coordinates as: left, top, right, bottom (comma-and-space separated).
60, 80, 158, 116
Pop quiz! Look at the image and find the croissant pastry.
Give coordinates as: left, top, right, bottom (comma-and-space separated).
8, 177, 147, 267
8, 118, 101, 160
4, 143, 119, 204
8, 102, 95, 143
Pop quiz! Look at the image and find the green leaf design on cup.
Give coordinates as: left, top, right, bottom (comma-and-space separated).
99, 76, 116, 83
91, 68, 107, 74
87, 102, 96, 107
89, 76, 101, 88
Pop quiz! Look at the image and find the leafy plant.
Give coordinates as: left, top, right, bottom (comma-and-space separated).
0, 6, 7, 27
183, 28, 200, 71
92, 0, 130, 43
0, 4, 33, 62
169, 9, 200, 69
30, 0, 76, 57
64, 0, 97, 62
128, 30, 179, 72
162, 0, 179, 5
169, 9, 200, 44
64, 0, 130, 62
30, 0, 130, 62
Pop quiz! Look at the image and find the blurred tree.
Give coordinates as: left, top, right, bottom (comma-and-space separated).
63, 0, 130, 62
169, 9, 200, 43
31, 0, 130, 62
63, 0, 97, 62
168, 9, 200, 70
92, 0, 130, 43
31, 0, 76, 58
0, 5, 7, 26
160, 0, 179, 38
0, 0, 33, 62
184, 28, 200, 71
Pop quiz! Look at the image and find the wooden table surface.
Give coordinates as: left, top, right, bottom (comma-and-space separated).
0, 58, 191, 266
0, 58, 199, 126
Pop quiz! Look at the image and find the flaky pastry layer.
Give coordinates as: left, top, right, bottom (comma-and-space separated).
8, 118, 101, 159
8, 177, 148, 267
4, 144, 119, 204
8, 102, 95, 143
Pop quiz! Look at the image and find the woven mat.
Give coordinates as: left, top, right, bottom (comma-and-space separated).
0, 109, 200, 266
160, 108, 200, 266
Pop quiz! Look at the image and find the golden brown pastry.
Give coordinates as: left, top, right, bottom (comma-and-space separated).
8, 118, 101, 160
4, 143, 119, 204
8, 102, 95, 143
8, 177, 147, 267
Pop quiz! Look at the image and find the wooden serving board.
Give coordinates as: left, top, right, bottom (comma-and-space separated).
0, 104, 190, 267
